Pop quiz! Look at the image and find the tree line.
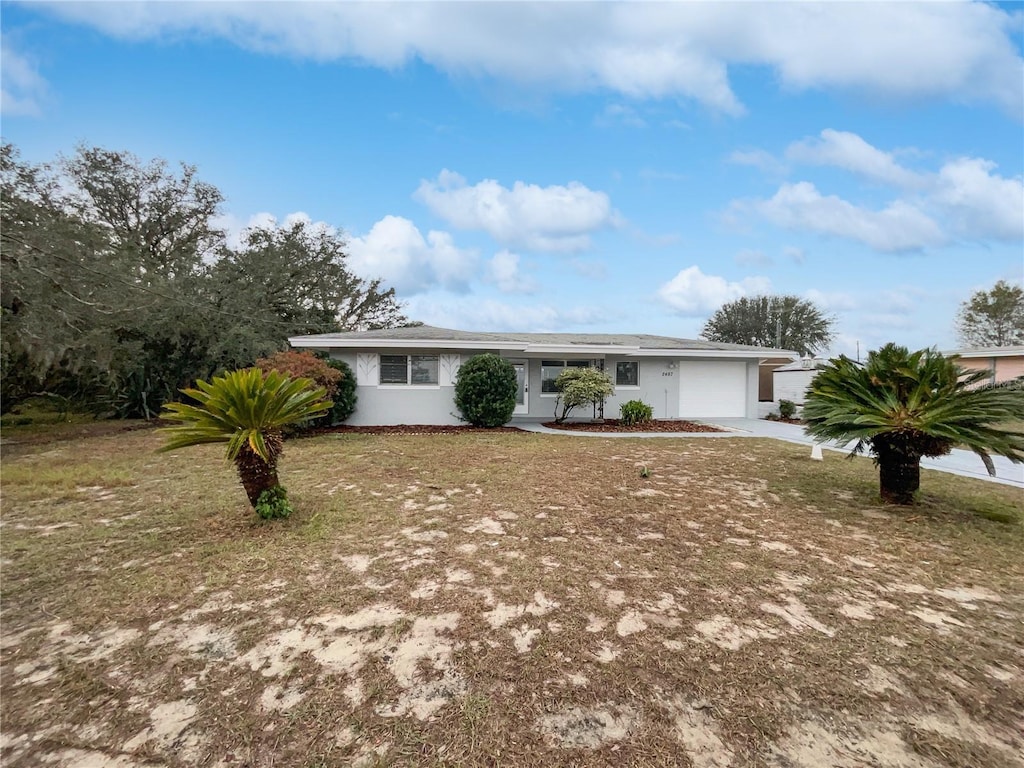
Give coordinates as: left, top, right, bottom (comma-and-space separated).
3, 141, 1019, 419
1, 142, 407, 416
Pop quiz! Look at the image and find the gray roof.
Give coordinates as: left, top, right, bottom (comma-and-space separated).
290, 325, 797, 356
946, 345, 1024, 358
774, 358, 826, 372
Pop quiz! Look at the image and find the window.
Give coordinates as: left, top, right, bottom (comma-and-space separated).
379, 354, 439, 385
380, 355, 409, 384
615, 361, 639, 387
410, 355, 439, 385
540, 359, 591, 393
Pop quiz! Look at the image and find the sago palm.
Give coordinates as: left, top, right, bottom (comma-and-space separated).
159, 368, 330, 514
803, 343, 1024, 505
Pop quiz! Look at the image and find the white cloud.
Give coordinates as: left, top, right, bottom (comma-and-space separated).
735, 249, 772, 267
804, 289, 857, 312
740, 131, 1023, 248
933, 157, 1024, 241
657, 265, 771, 316
568, 258, 608, 280
783, 246, 805, 264
664, 119, 691, 130
487, 250, 538, 294
638, 168, 688, 183
414, 170, 618, 252
801, 289, 925, 338
728, 149, 788, 176
871, 290, 918, 316
402, 296, 610, 332
280, 211, 321, 230
212, 210, 334, 250
246, 211, 281, 232
858, 313, 919, 332
751, 182, 945, 252
1, 36, 48, 116
785, 129, 925, 188
36, 3, 1024, 115
347, 215, 478, 295
827, 333, 862, 360
596, 103, 646, 128
210, 213, 249, 250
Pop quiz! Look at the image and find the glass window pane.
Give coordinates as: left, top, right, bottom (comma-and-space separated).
410, 355, 439, 385
616, 361, 638, 386
380, 355, 408, 384
540, 361, 564, 393
566, 360, 590, 368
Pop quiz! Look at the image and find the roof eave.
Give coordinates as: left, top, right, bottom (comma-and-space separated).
521, 344, 640, 355
289, 337, 529, 351
290, 335, 798, 359
945, 347, 1024, 359
629, 348, 799, 359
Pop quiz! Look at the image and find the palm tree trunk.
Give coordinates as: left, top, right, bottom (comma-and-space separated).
234, 433, 283, 508
879, 456, 921, 505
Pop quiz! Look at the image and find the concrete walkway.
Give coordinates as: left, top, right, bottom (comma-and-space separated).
516, 418, 1024, 488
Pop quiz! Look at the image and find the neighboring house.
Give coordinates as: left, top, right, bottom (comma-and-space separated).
772, 356, 826, 408
289, 326, 798, 426
948, 346, 1024, 386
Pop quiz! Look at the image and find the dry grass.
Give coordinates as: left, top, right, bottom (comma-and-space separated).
1, 424, 1022, 768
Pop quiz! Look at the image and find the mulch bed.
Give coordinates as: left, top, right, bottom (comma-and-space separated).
542, 419, 724, 433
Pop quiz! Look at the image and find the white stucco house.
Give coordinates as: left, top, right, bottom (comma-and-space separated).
289, 326, 798, 426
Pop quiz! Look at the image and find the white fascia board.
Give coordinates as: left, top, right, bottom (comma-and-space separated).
522, 344, 640, 355
289, 337, 528, 351
946, 348, 1024, 359
629, 349, 799, 360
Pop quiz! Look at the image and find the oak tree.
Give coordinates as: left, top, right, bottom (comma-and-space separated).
701, 295, 834, 354
955, 281, 1024, 348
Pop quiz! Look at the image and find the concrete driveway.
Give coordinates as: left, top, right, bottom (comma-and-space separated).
517, 417, 1024, 488
704, 418, 1024, 488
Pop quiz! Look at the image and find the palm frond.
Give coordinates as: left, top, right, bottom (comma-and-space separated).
158, 367, 331, 462
804, 343, 1024, 473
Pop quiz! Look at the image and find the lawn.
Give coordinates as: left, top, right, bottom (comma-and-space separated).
1, 424, 1022, 767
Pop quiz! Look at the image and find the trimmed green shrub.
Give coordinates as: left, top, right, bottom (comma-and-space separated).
778, 399, 797, 419
322, 357, 357, 424
256, 350, 358, 426
454, 354, 517, 427
255, 350, 339, 430
554, 367, 614, 423
620, 399, 653, 426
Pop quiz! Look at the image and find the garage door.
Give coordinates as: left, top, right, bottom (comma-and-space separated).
678, 361, 748, 418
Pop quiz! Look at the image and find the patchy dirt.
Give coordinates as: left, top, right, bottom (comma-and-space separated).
309, 423, 525, 435
1, 427, 1022, 767
542, 418, 724, 432
538, 704, 639, 748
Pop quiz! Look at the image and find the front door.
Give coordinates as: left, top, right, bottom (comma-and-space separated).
512, 361, 528, 415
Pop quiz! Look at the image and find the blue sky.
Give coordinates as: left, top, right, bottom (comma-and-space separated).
2, 1, 1022, 355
